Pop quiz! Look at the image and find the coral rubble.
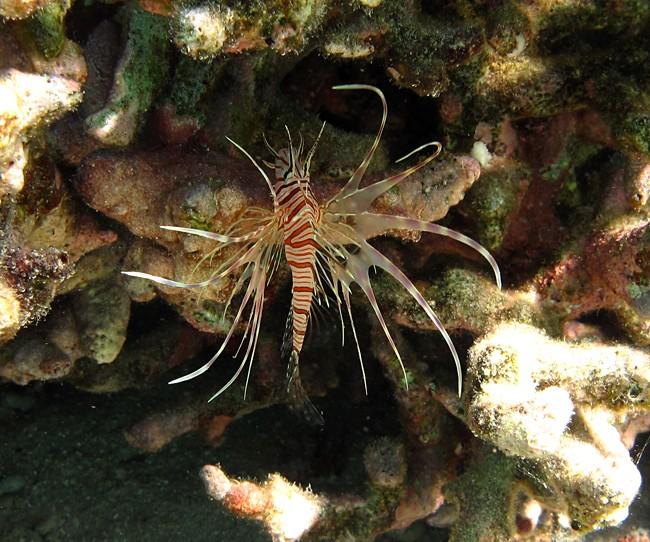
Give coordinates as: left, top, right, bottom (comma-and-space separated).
1, 0, 650, 540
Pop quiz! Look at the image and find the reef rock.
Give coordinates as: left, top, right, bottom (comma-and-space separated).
0, 67, 82, 199
465, 322, 650, 532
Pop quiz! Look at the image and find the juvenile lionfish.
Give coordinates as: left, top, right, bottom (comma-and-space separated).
124, 85, 501, 421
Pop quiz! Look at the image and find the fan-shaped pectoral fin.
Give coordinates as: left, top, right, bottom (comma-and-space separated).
168, 233, 281, 389
122, 241, 260, 290
350, 213, 502, 290
168, 262, 260, 385
207, 243, 277, 400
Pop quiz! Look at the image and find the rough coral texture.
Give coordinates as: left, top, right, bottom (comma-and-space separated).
85, 6, 170, 146
0, 0, 50, 19
465, 323, 649, 533
201, 466, 324, 542
0, 65, 83, 199
1, 1, 650, 541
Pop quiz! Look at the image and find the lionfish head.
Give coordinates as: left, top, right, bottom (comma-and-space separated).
263, 124, 326, 183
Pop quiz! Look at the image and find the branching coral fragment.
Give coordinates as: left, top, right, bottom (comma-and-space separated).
465, 322, 650, 531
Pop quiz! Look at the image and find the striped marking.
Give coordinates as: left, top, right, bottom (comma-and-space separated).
276, 162, 322, 356
293, 286, 313, 293
286, 259, 313, 269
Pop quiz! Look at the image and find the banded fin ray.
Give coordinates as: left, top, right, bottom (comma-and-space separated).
122, 235, 265, 290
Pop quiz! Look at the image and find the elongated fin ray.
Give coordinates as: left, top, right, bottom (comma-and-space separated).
122, 241, 258, 290
241, 280, 266, 399
358, 240, 463, 396
339, 246, 409, 391
342, 287, 367, 395
168, 263, 261, 384
327, 85, 387, 206
395, 141, 440, 164
226, 136, 277, 206
322, 221, 465, 395
328, 142, 441, 214
160, 225, 265, 244
305, 121, 326, 174
121, 270, 209, 289
234, 281, 258, 358
351, 213, 502, 289
263, 132, 279, 158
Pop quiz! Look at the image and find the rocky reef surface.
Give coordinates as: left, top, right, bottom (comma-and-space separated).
1, 1, 650, 541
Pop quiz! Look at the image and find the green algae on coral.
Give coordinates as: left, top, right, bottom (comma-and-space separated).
85, 6, 170, 146
445, 446, 519, 542
72, 279, 130, 364
617, 112, 650, 156
192, 299, 231, 332
167, 56, 224, 122
24, 0, 71, 58
464, 161, 527, 251
171, 0, 328, 58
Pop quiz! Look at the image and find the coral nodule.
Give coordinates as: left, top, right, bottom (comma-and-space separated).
1, 0, 650, 541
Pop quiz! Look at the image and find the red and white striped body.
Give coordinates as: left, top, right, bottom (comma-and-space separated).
125, 85, 501, 418
274, 151, 322, 357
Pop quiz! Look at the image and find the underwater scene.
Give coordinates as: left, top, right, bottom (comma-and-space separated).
1, 0, 649, 541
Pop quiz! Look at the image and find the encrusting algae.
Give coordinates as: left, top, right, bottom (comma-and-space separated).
123, 84, 501, 420
1, 0, 650, 541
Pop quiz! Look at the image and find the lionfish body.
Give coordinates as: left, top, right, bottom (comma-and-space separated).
124, 85, 501, 420
275, 149, 321, 359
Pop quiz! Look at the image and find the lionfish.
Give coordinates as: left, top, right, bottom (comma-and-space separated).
123, 84, 501, 422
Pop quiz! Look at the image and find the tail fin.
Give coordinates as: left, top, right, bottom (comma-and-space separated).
286, 350, 325, 426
